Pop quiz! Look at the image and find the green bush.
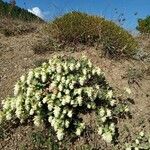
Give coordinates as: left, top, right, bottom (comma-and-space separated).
47, 11, 102, 44
0, 56, 128, 143
136, 16, 150, 34
101, 20, 138, 56
48, 11, 138, 57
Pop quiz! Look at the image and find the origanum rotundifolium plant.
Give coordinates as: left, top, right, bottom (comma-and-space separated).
0, 56, 129, 142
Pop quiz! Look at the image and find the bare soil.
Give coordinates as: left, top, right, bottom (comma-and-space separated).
0, 28, 150, 150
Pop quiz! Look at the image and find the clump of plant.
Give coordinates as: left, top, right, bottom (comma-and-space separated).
124, 67, 144, 85
126, 131, 150, 150
136, 16, 150, 34
32, 37, 63, 54
47, 11, 102, 44
0, 56, 128, 143
47, 11, 138, 57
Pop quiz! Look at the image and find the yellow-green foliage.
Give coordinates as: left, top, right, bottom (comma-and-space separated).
101, 20, 138, 56
48, 11, 102, 43
48, 11, 138, 56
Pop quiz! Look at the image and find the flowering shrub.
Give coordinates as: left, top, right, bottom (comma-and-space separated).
0, 56, 126, 142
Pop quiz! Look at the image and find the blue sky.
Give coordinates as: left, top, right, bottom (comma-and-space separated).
4, 0, 150, 31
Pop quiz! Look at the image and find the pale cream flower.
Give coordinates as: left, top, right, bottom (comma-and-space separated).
14, 83, 20, 96
96, 67, 101, 76
6, 112, 12, 121
41, 72, 47, 82
48, 116, 53, 123
65, 95, 71, 104
65, 89, 70, 95
42, 96, 48, 104
69, 83, 74, 90
65, 120, 70, 128
75, 128, 81, 136
26, 87, 33, 97
56, 75, 61, 82
135, 139, 139, 144
67, 110, 73, 118
101, 116, 107, 122
69, 63, 75, 71
33, 116, 43, 127
61, 76, 66, 83
77, 96, 82, 106
110, 99, 116, 106
102, 132, 112, 143
99, 108, 105, 117
57, 92, 62, 99
56, 128, 64, 141
29, 109, 34, 115
106, 90, 113, 99
139, 131, 144, 137
3, 100, 10, 110
48, 103, 53, 111
124, 87, 131, 95
54, 106, 61, 118
56, 65, 62, 73
126, 147, 132, 150
20, 75, 26, 83
106, 109, 112, 117
58, 84, 63, 91
82, 69, 87, 75
92, 69, 96, 75
98, 127, 103, 135
87, 104, 91, 109
76, 62, 81, 70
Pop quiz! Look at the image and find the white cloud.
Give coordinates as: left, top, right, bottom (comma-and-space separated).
28, 7, 44, 19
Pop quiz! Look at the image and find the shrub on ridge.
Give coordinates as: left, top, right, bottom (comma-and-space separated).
47, 11, 138, 57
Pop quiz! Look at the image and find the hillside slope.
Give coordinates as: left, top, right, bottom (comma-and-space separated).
0, 23, 150, 149
0, 0, 43, 22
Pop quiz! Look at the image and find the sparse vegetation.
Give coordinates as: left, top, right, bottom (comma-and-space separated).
0, 19, 37, 36
32, 37, 63, 54
124, 66, 150, 85
125, 131, 150, 150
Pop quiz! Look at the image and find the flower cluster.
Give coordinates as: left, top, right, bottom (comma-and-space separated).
96, 95, 117, 143
126, 131, 150, 150
0, 56, 117, 142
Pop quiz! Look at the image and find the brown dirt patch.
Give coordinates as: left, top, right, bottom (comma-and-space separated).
0, 30, 150, 150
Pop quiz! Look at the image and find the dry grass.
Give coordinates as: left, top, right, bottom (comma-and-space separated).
0, 18, 40, 37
